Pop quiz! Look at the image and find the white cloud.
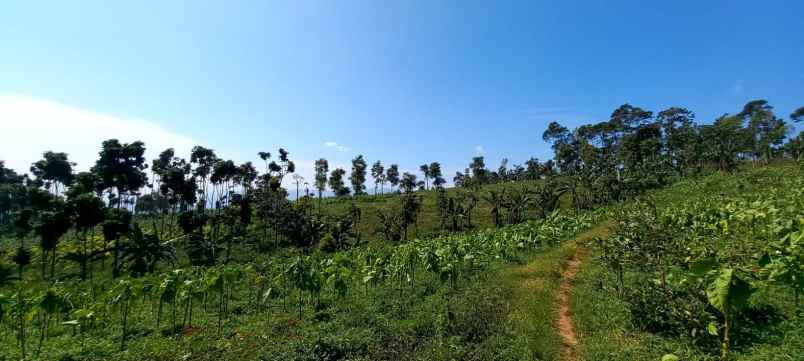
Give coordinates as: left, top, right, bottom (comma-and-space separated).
323, 141, 350, 152
0, 94, 196, 175
475, 145, 485, 156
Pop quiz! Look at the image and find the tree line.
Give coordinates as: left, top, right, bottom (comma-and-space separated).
0, 99, 801, 284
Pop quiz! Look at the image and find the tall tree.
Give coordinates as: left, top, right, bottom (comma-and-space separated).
497, 158, 509, 182
34, 200, 72, 280
700, 115, 748, 173
656, 107, 697, 175
419, 164, 430, 190
329, 168, 350, 197
739, 100, 787, 164
386, 164, 400, 191
370, 161, 385, 195
350, 155, 368, 196
314, 158, 329, 206
30, 151, 75, 195
91, 139, 148, 210
400, 172, 417, 193
66, 192, 106, 280
190, 146, 218, 208
429, 162, 445, 188
469, 156, 487, 185
791, 107, 804, 123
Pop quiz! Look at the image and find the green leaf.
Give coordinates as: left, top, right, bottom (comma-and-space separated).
689, 258, 717, 276
661, 354, 679, 361
706, 269, 733, 314
707, 321, 719, 336
706, 268, 753, 315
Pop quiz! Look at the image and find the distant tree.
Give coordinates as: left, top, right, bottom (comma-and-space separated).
314, 158, 329, 206
236, 161, 258, 193
291, 174, 305, 200
386, 164, 400, 190
370, 161, 385, 195
400, 172, 417, 193
329, 168, 350, 197
482, 189, 505, 227
792, 107, 804, 123
103, 208, 133, 277
419, 164, 430, 190
154, 149, 197, 212
66, 192, 106, 280
701, 115, 748, 173
349, 155, 368, 196
211, 159, 238, 207
656, 107, 697, 175
11, 209, 34, 280
542, 121, 570, 146
400, 193, 422, 239
30, 151, 75, 195
525, 158, 542, 180
784, 131, 804, 160
190, 146, 218, 208
258, 151, 271, 172
610, 103, 653, 131
739, 100, 788, 164
34, 201, 72, 280
497, 158, 509, 182
122, 223, 175, 276
453, 171, 466, 187
470, 156, 487, 184
91, 139, 148, 209
429, 162, 445, 188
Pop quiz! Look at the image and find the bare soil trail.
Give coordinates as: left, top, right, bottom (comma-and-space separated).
555, 223, 610, 361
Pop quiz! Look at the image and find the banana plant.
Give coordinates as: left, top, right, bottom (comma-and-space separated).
690, 260, 754, 360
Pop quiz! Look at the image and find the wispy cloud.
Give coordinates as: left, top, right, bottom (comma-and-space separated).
0, 93, 196, 174
323, 141, 351, 152
475, 145, 485, 156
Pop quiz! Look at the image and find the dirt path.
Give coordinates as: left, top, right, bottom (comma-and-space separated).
556, 252, 581, 361
555, 223, 610, 361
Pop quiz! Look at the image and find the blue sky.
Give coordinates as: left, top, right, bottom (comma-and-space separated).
1, 0, 802, 188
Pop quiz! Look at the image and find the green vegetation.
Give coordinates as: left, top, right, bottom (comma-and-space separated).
0, 99, 802, 360
575, 164, 804, 360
